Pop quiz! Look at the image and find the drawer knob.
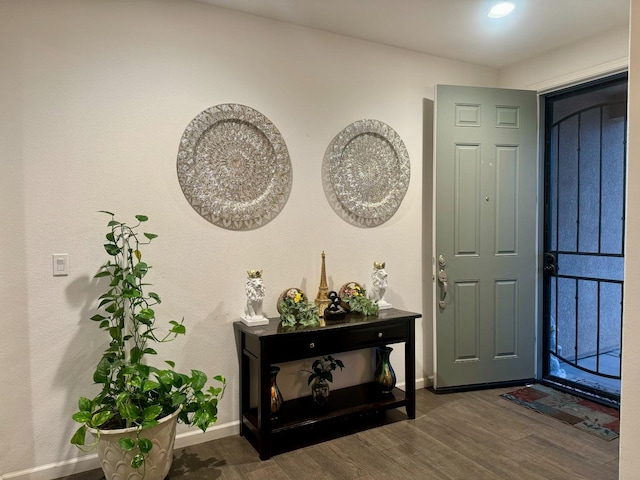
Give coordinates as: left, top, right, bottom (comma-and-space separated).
309, 342, 315, 349
378, 332, 383, 338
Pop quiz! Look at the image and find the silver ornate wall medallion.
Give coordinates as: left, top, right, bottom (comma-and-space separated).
177, 104, 292, 230
322, 119, 410, 227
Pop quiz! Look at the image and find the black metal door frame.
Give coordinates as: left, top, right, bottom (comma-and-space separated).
542, 72, 627, 404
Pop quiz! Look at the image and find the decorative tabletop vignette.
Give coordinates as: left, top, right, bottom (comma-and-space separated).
176, 103, 292, 231
322, 119, 410, 227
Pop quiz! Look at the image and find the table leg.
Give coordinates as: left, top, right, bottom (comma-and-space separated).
258, 350, 272, 459
405, 320, 416, 419
239, 336, 250, 436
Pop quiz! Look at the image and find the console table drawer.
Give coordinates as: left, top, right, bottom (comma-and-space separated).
265, 321, 409, 363
267, 332, 344, 362
345, 322, 408, 347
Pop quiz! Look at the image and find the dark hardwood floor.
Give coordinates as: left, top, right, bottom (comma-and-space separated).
59, 386, 619, 480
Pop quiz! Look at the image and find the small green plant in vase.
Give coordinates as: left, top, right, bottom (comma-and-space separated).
70, 212, 225, 480
305, 355, 345, 406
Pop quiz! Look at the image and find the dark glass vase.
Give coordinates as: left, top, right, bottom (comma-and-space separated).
374, 346, 396, 394
311, 377, 330, 406
270, 366, 284, 415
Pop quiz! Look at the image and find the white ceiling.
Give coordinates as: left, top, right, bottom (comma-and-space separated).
196, 0, 630, 68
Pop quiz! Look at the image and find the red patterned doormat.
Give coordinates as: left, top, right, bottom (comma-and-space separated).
500, 384, 619, 441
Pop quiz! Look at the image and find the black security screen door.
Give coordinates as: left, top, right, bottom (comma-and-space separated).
543, 73, 627, 403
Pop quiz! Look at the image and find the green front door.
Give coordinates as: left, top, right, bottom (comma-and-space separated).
434, 84, 537, 390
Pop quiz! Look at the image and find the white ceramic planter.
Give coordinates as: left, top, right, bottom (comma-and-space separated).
90, 408, 179, 480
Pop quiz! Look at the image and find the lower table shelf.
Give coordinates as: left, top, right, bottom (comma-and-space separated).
241, 383, 409, 456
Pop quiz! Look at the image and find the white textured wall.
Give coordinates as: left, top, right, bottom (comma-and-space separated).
619, 0, 639, 477
0, 1, 498, 478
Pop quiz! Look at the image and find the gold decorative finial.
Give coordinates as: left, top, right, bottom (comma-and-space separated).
373, 261, 386, 269
315, 251, 330, 318
247, 269, 262, 278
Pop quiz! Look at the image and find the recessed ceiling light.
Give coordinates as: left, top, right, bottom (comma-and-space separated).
488, 2, 515, 18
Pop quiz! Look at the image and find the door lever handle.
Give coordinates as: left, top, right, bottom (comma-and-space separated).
544, 252, 557, 275
438, 270, 448, 309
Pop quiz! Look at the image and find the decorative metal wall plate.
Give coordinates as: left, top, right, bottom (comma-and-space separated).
322, 119, 410, 227
177, 104, 292, 230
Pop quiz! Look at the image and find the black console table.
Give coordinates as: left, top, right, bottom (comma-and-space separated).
233, 308, 421, 459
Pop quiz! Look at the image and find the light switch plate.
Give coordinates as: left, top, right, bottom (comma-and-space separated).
52, 253, 69, 276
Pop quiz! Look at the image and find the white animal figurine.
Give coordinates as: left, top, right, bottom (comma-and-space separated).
242, 270, 269, 326
369, 261, 392, 310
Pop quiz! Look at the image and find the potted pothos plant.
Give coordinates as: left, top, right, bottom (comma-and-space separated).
70, 212, 225, 480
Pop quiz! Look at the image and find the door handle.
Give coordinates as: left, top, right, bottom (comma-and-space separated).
438, 270, 448, 309
544, 253, 557, 275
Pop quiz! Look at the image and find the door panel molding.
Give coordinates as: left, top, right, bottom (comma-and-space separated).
494, 279, 518, 358
455, 144, 481, 256
454, 281, 480, 362
495, 145, 519, 255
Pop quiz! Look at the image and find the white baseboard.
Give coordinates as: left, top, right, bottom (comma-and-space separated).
0, 455, 102, 480
0, 421, 239, 480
